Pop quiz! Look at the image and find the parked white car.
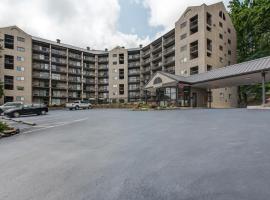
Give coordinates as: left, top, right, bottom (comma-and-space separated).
0, 102, 24, 114
65, 100, 93, 110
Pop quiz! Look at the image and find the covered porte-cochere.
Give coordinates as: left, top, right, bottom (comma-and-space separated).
145, 56, 270, 107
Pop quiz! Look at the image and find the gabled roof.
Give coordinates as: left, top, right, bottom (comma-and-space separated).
145, 56, 270, 89
186, 56, 270, 84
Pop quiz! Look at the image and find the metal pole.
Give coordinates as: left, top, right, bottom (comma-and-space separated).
262, 72, 266, 106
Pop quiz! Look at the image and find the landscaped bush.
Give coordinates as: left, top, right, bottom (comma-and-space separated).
0, 121, 10, 132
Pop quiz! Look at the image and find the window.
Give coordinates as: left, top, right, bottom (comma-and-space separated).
228, 28, 231, 34
190, 41, 198, 60
219, 33, 223, 40
119, 84, 124, 95
207, 39, 212, 51
4, 55, 14, 69
206, 26, 211, 32
16, 66, 25, 71
153, 77, 162, 84
113, 54, 117, 57
180, 21, 187, 28
180, 45, 187, 52
4, 75, 14, 90
219, 22, 223, 28
207, 65, 213, 71
119, 69, 124, 79
17, 47, 25, 52
16, 96, 24, 101
17, 37, 25, 42
16, 76, 25, 81
228, 39, 231, 45
219, 45, 223, 51
190, 15, 198, 35
180, 33, 187, 40
223, 13, 226, 21
113, 61, 117, 65
228, 50, 231, 55
219, 57, 223, 63
4, 96, 14, 103
119, 54, 124, 64
4, 34, 14, 49
206, 12, 212, 26
113, 84, 117, 88
190, 66, 199, 75
17, 56, 25, 61
207, 52, 212, 57
17, 86, 24, 91
219, 11, 223, 18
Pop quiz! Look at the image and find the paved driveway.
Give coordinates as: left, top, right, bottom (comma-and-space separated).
0, 109, 270, 200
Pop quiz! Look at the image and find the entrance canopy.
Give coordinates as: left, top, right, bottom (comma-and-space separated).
145, 56, 270, 90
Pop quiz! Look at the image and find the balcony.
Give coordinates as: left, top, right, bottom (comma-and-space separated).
152, 62, 163, 71
98, 65, 108, 70
33, 82, 49, 88
51, 49, 66, 56
69, 53, 81, 60
33, 54, 50, 61
68, 69, 81, 75
33, 64, 49, 71
142, 50, 150, 58
128, 78, 140, 83
152, 53, 162, 62
51, 57, 67, 65
98, 73, 108, 78
128, 70, 140, 76
98, 80, 108, 85
68, 77, 81, 83
33, 73, 50, 79
142, 59, 151, 66
128, 63, 140, 68
84, 55, 95, 62
98, 58, 109, 63
164, 46, 175, 56
52, 84, 67, 90
51, 67, 67, 74
69, 61, 81, 68
152, 43, 162, 54
83, 72, 95, 77
164, 56, 175, 66
85, 79, 95, 85
33, 45, 50, 53
164, 36, 175, 46
128, 55, 140, 61
142, 67, 151, 74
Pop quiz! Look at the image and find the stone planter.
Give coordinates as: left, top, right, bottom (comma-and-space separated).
0, 128, 20, 138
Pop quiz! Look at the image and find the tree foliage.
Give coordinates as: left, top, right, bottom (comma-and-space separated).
229, 0, 270, 105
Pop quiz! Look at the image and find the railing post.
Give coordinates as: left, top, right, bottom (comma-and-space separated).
262, 71, 266, 106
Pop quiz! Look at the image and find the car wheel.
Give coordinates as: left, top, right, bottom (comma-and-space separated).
41, 110, 47, 115
75, 106, 79, 110
13, 112, 20, 118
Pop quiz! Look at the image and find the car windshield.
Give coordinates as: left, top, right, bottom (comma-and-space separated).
3, 102, 15, 106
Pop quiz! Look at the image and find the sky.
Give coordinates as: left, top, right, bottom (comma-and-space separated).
0, 0, 230, 50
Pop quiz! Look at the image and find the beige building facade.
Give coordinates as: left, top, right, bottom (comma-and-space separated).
0, 2, 239, 108
0, 26, 32, 104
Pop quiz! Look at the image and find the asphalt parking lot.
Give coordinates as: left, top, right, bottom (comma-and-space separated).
0, 108, 270, 200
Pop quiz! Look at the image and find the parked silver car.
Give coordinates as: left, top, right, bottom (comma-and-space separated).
0, 102, 24, 114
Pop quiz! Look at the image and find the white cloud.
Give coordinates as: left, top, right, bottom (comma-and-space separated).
0, 0, 150, 50
0, 0, 230, 49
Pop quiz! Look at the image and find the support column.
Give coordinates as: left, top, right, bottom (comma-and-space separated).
262, 71, 266, 106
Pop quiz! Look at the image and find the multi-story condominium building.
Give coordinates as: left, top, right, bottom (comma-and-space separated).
0, 2, 237, 108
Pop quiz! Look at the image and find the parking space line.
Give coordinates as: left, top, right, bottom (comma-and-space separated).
23, 118, 88, 134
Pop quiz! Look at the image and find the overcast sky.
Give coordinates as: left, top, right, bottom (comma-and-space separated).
0, 0, 230, 50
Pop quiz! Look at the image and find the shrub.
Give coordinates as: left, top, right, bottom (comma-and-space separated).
0, 122, 9, 132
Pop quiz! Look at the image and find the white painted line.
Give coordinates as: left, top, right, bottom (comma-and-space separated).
23, 118, 88, 134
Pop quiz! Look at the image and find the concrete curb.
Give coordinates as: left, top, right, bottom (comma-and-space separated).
1, 117, 36, 126
247, 106, 270, 110
0, 128, 20, 138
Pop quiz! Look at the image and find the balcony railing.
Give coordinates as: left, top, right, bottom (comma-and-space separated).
51, 49, 66, 56
33, 45, 50, 52
164, 37, 175, 45
69, 53, 81, 60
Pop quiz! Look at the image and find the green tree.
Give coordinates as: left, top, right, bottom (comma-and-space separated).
229, 0, 270, 105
